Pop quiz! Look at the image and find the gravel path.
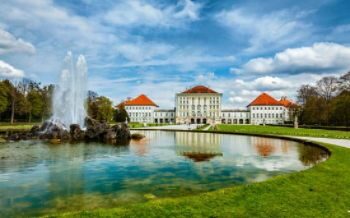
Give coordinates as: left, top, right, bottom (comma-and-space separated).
133, 124, 200, 130
285, 136, 350, 148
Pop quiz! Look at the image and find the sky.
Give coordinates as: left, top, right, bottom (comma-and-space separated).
0, 0, 350, 109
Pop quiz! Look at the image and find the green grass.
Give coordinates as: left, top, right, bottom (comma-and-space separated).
211, 124, 350, 139
47, 140, 350, 218
0, 123, 37, 131
129, 122, 173, 128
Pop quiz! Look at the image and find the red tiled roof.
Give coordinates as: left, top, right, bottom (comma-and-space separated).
248, 93, 283, 106
279, 97, 295, 107
182, 85, 218, 94
118, 94, 158, 107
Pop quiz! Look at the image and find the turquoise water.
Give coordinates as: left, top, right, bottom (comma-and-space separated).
0, 131, 328, 217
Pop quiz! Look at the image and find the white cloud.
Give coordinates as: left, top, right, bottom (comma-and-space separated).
215, 8, 311, 52
0, 60, 24, 78
238, 42, 350, 74
104, 0, 202, 28
252, 76, 292, 91
0, 28, 35, 54
196, 72, 216, 82
117, 42, 175, 62
93, 52, 235, 72
229, 96, 245, 103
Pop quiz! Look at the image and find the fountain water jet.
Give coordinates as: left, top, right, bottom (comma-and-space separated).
52, 52, 87, 128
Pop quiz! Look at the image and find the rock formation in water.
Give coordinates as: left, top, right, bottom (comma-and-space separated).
6, 117, 131, 145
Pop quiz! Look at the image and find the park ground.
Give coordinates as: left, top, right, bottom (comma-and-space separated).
1, 123, 349, 217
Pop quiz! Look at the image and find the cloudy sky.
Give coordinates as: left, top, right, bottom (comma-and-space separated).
1, 0, 350, 108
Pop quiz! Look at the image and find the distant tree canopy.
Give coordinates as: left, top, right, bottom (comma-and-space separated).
0, 79, 53, 123
0, 79, 117, 124
297, 71, 350, 126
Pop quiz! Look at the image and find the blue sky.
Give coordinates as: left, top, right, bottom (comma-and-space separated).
1, 0, 350, 108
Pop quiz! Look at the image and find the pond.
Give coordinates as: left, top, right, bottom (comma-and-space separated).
0, 131, 329, 217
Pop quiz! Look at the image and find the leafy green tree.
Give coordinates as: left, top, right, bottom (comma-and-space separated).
87, 95, 114, 122
0, 81, 10, 120
331, 91, 350, 127
96, 96, 114, 121
41, 85, 54, 121
114, 104, 130, 122
27, 89, 44, 122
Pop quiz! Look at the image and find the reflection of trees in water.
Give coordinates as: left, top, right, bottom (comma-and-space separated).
175, 132, 222, 162
130, 138, 150, 156
298, 144, 329, 166
250, 137, 296, 157
255, 143, 275, 157
251, 137, 279, 157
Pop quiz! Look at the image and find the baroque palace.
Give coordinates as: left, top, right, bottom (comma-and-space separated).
118, 85, 294, 125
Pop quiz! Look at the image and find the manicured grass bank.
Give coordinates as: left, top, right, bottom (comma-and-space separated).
213, 124, 350, 139
50, 139, 350, 217
0, 123, 37, 131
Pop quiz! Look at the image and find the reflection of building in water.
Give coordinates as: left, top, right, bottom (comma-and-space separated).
175, 132, 222, 162
250, 137, 292, 157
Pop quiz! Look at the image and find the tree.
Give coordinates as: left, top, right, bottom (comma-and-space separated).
316, 76, 339, 125
95, 96, 114, 121
41, 85, 54, 121
331, 90, 350, 127
297, 85, 320, 124
338, 71, 350, 92
317, 76, 338, 101
87, 95, 114, 122
114, 104, 130, 122
297, 85, 318, 105
0, 81, 9, 120
27, 89, 44, 122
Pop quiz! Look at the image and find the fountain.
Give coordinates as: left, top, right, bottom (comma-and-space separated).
52, 52, 87, 128
7, 52, 131, 144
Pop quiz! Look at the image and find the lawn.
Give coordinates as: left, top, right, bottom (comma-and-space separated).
0, 123, 37, 131
212, 124, 350, 139
129, 122, 173, 128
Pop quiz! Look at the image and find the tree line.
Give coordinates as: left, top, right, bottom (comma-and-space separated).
0, 79, 129, 123
297, 71, 350, 126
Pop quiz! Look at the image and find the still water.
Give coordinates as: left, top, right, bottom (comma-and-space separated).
0, 131, 328, 217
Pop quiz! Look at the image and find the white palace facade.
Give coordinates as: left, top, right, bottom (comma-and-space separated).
118, 85, 294, 125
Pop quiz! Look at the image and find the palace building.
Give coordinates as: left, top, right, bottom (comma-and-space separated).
175, 85, 222, 124
118, 85, 294, 125
119, 94, 158, 123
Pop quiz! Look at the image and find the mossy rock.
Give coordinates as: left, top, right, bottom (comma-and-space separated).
0, 138, 6, 143
131, 133, 145, 140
